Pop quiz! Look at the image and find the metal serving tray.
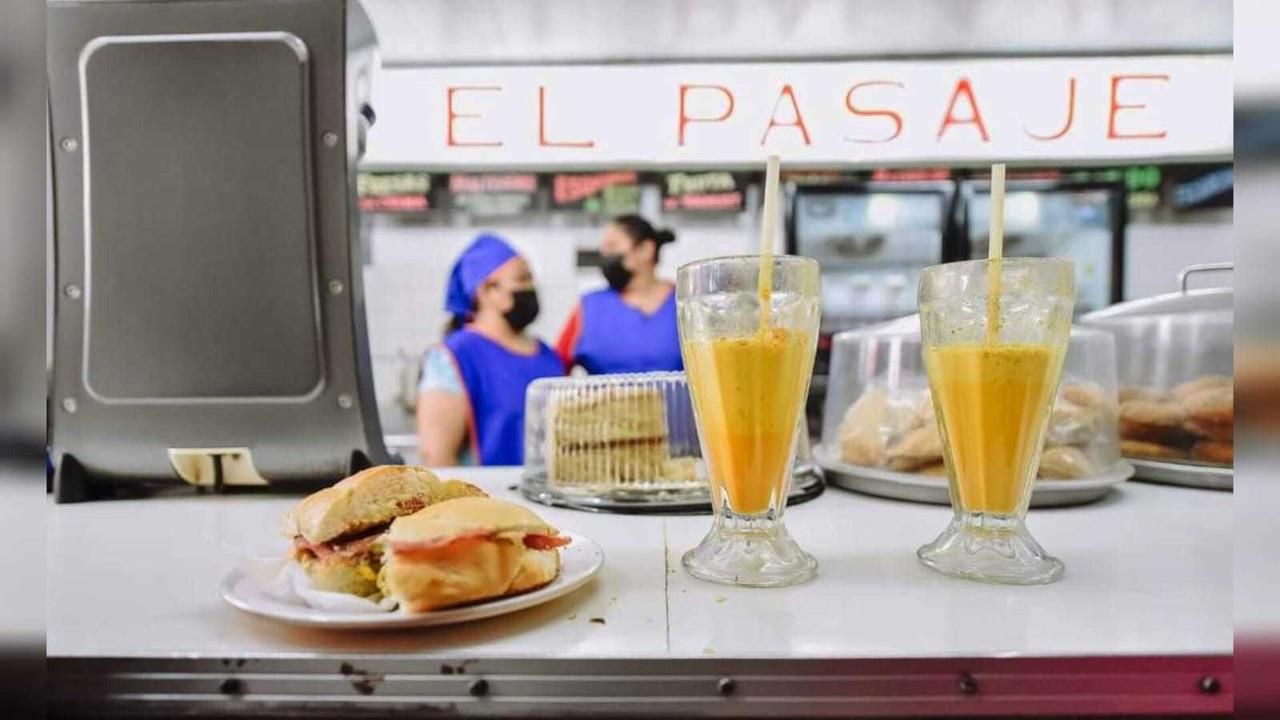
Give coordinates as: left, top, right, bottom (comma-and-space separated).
521, 462, 825, 514
814, 444, 1133, 508
1127, 457, 1233, 491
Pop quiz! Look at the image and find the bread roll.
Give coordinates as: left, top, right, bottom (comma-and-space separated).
918, 462, 947, 477
1038, 446, 1095, 480
379, 498, 567, 612
1191, 440, 1233, 465
886, 424, 943, 472
1172, 375, 1232, 402
1121, 439, 1187, 461
838, 387, 890, 466
284, 465, 486, 544
283, 466, 487, 597
1062, 383, 1108, 410
1119, 385, 1166, 403
1119, 400, 1188, 445
1047, 398, 1100, 447
1179, 386, 1233, 440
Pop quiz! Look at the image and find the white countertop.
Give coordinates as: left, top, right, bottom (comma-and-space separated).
47, 469, 1232, 661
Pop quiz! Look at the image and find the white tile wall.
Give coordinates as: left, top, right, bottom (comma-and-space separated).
1123, 216, 1234, 299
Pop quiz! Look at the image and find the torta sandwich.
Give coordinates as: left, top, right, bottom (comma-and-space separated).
377, 497, 570, 612
283, 465, 486, 597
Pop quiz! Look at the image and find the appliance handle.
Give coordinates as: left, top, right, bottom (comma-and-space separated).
1178, 262, 1233, 293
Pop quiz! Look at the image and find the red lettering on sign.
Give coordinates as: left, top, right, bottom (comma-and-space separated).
844, 81, 904, 143
1025, 76, 1077, 141
1108, 74, 1169, 140
553, 172, 637, 204
446, 86, 503, 147
936, 78, 989, 142
678, 84, 735, 146
662, 192, 743, 211
760, 84, 812, 145
538, 87, 595, 148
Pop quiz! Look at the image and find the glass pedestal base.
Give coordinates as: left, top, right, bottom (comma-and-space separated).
682, 514, 817, 588
917, 513, 1064, 585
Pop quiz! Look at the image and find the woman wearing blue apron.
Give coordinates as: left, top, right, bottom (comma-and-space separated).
416, 234, 563, 466
556, 215, 684, 374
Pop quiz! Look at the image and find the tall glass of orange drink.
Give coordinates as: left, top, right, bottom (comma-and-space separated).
677, 255, 820, 587
917, 257, 1075, 585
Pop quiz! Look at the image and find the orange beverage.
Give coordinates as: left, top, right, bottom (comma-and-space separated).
682, 326, 816, 515
925, 343, 1065, 514
677, 253, 820, 587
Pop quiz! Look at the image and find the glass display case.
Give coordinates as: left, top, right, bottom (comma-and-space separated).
1081, 268, 1233, 487
817, 315, 1130, 506
521, 372, 824, 512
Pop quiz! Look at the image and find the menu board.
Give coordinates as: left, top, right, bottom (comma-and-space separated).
551, 171, 640, 214
661, 171, 744, 212
447, 174, 540, 216
869, 168, 951, 182
782, 170, 862, 186
357, 171, 431, 212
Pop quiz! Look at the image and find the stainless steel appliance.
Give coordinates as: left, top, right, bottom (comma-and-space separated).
47, 0, 389, 500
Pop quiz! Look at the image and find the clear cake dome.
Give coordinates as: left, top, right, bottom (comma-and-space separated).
521, 371, 824, 512
1081, 285, 1233, 468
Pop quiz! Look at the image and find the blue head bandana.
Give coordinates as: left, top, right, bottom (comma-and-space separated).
445, 233, 520, 318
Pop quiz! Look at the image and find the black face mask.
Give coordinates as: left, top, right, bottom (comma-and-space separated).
504, 288, 540, 331
601, 253, 633, 292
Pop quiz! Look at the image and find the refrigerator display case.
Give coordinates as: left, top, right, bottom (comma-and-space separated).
960, 180, 1126, 314
788, 182, 956, 334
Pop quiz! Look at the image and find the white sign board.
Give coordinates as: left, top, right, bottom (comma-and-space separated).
364, 55, 1232, 168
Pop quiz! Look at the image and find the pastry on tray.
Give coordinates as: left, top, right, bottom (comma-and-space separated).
1039, 445, 1096, 480
1191, 440, 1234, 465
1171, 375, 1232, 402
378, 497, 570, 612
836, 382, 1116, 481
545, 386, 672, 487
283, 465, 487, 598
1116, 377, 1233, 466
1180, 386, 1233, 443
1062, 383, 1109, 411
918, 462, 947, 477
1119, 385, 1167, 404
1120, 439, 1188, 461
1047, 397, 1100, 446
837, 386, 891, 467
1118, 400, 1188, 445
885, 424, 943, 472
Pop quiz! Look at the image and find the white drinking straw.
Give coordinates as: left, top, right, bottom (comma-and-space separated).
985, 163, 1007, 344
988, 163, 1006, 262
758, 155, 781, 331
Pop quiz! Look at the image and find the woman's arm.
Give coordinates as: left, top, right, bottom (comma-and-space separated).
415, 347, 470, 466
416, 389, 468, 466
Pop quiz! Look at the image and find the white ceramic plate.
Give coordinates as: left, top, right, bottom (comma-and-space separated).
221, 532, 603, 629
814, 444, 1133, 508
